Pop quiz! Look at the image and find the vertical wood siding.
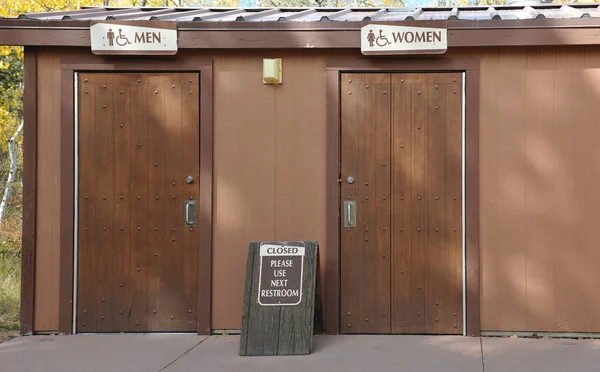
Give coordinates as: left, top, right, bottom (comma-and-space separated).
31, 46, 600, 333
478, 46, 600, 332
211, 52, 327, 329
34, 52, 60, 331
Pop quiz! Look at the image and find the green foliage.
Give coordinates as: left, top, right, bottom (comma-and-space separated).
0, 51, 23, 153
0, 251, 20, 333
0, 185, 22, 333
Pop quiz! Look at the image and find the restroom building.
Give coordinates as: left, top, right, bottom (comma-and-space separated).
4, 4, 600, 337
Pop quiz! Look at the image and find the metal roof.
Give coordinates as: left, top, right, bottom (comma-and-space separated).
14, 3, 600, 23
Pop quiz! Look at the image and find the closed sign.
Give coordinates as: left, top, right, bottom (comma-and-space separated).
258, 244, 305, 306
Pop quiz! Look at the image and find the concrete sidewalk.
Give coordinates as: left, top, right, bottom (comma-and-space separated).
1, 334, 599, 372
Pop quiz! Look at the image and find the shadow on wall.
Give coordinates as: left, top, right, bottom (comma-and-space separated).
478, 44, 600, 334
211, 51, 328, 330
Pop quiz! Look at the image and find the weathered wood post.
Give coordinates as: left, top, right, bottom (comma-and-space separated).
240, 241, 318, 356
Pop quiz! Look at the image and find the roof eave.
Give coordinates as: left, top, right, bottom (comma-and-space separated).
2, 17, 600, 48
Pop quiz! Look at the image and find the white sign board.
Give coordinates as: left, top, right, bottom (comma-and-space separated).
90, 22, 177, 55
361, 23, 448, 56
257, 244, 305, 306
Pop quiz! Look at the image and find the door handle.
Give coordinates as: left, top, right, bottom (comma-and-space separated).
344, 200, 357, 228
184, 200, 196, 227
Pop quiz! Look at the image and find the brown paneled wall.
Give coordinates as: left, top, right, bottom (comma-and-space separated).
478, 46, 600, 333
34, 52, 61, 331
211, 53, 327, 329
32, 46, 600, 333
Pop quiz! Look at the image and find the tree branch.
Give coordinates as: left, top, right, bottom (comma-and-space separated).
0, 120, 23, 224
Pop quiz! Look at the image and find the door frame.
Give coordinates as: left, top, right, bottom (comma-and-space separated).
56, 56, 213, 335
324, 57, 480, 336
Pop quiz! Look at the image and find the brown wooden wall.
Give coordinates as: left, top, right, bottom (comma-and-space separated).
211, 53, 327, 329
34, 51, 61, 331
478, 46, 600, 333
31, 45, 600, 333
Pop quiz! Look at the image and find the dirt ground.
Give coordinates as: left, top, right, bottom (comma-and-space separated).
0, 314, 19, 343
0, 328, 18, 343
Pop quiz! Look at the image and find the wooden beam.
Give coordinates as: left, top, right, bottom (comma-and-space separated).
198, 60, 213, 335
58, 69, 75, 335
324, 69, 341, 335
3, 19, 600, 48
0, 29, 91, 47
20, 46, 37, 336
465, 69, 481, 337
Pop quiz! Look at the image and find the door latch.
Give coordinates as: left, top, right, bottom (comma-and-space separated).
184, 200, 196, 227
344, 200, 357, 228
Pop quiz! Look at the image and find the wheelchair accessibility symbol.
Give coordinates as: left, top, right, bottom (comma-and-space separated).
106, 28, 132, 47
366, 29, 391, 47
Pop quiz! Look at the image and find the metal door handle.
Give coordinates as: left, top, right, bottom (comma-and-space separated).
184, 200, 196, 227
344, 200, 356, 228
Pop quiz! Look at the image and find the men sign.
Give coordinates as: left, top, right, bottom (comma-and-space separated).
90, 21, 178, 55
361, 22, 448, 55
258, 244, 305, 306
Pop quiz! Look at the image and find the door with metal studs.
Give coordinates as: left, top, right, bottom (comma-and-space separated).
76, 73, 200, 333
340, 73, 463, 334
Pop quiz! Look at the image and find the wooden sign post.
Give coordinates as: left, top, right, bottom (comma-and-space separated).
240, 241, 318, 356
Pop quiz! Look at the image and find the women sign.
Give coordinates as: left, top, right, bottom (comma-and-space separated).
361, 22, 448, 55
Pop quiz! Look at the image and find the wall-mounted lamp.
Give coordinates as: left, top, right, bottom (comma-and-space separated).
263, 58, 282, 84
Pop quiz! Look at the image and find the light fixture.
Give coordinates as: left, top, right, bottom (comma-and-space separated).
263, 58, 282, 84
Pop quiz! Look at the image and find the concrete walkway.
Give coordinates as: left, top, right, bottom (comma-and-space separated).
1, 334, 600, 372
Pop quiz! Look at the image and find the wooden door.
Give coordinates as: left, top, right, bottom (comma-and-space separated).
341, 74, 392, 334
340, 73, 463, 335
76, 73, 200, 333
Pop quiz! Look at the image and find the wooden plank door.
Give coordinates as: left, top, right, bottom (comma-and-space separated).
76, 73, 200, 333
340, 72, 463, 335
390, 73, 463, 334
340, 73, 392, 334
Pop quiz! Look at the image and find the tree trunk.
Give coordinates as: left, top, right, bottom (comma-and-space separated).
0, 120, 23, 224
